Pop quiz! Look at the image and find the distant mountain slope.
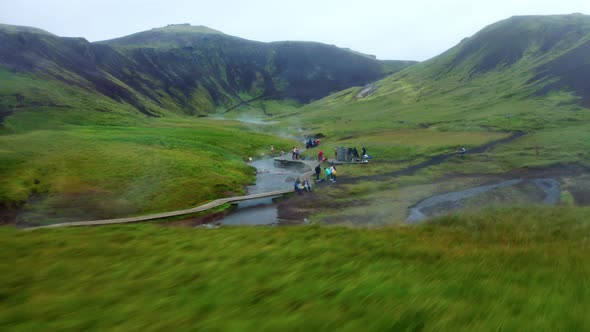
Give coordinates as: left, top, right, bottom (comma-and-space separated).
291, 14, 590, 171
0, 23, 417, 121
304, 14, 590, 115
409, 14, 590, 105
0, 23, 54, 36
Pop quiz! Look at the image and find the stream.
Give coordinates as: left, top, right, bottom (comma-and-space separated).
406, 178, 561, 223
214, 159, 307, 226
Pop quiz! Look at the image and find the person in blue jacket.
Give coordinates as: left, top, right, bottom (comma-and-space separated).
294, 179, 304, 195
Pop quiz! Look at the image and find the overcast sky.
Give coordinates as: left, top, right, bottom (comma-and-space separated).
1, 0, 590, 61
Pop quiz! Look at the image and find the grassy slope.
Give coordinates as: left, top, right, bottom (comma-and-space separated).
0, 71, 297, 224
1, 118, 296, 225
284, 15, 590, 171
1, 207, 589, 331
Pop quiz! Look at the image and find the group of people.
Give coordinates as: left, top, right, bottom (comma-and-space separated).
294, 178, 313, 195
294, 163, 338, 194
306, 138, 321, 149
355, 147, 367, 160
351, 147, 369, 161
314, 164, 337, 183
331, 146, 371, 162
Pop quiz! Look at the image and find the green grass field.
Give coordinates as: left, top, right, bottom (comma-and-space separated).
1, 207, 589, 331
0, 111, 297, 224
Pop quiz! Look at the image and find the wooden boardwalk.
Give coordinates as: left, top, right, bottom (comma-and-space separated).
29, 189, 293, 230
29, 158, 319, 230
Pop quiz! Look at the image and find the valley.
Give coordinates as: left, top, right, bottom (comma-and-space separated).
1, 12, 590, 331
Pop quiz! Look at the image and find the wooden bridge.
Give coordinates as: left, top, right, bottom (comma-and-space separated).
29, 189, 293, 230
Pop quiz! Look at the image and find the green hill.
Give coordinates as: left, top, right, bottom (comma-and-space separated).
292, 14, 590, 168
273, 15, 590, 225
0, 23, 54, 36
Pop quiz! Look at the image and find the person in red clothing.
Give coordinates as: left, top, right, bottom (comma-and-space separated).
318, 150, 324, 162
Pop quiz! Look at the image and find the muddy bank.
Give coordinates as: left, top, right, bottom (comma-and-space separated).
277, 163, 590, 226
276, 182, 371, 224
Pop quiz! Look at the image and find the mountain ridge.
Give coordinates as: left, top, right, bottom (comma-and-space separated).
291, 14, 590, 157
365, 14, 590, 106
0, 23, 417, 122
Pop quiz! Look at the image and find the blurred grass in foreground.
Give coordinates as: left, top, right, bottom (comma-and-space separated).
1, 206, 589, 331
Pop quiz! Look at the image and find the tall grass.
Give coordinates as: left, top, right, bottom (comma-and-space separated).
1, 206, 589, 331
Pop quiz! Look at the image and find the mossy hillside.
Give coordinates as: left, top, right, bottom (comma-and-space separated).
0, 115, 297, 224
268, 15, 590, 226
0, 69, 159, 128
1, 207, 589, 331
0, 23, 54, 36
286, 14, 590, 175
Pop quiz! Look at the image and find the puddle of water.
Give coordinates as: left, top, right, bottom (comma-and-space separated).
407, 178, 561, 223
